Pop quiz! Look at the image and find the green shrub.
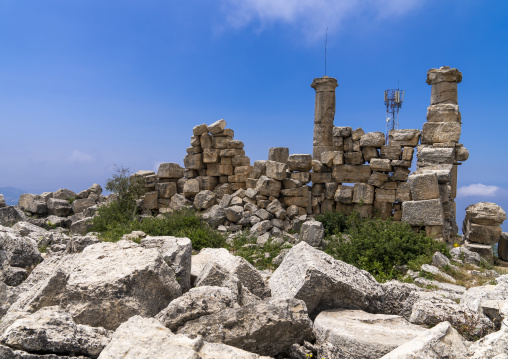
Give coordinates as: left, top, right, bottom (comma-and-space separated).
316, 212, 449, 282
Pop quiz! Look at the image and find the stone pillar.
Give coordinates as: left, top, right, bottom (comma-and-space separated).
311, 76, 338, 160
413, 66, 468, 243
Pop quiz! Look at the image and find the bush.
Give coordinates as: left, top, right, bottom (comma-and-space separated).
316, 212, 449, 282
89, 167, 225, 250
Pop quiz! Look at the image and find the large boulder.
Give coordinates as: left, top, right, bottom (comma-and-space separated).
0, 206, 28, 227
0, 225, 42, 271
191, 248, 270, 299
47, 198, 72, 217
269, 242, 384, 315
156, 286, 238, 331
380, 321, 468, 359
0, 306, 112, 358
97, 315, 271, 359
314, 309, 427, 359
465, 202, 506, 226
299, 220, 324, 247
1, 240, 182, 332
177, 298, 313, 357
140, 236, 192, 292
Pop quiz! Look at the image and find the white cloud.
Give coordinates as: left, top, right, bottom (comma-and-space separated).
220, 0, 422, 39
69, 150, 94, 164
457, 183, 500, 198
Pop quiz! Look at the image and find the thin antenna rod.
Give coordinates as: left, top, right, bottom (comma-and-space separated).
325, 27, 328, 76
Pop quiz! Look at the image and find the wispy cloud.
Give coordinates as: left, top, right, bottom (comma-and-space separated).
220, 0, 422, 39
69, 150, 94, 164
457, 183, 500, 198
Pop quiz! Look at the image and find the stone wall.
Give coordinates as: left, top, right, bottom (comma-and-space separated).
135, 66, 465, 243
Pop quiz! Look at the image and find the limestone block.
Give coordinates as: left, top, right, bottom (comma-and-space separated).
190, 135, 200, 147
311, 172, 332, 184
220, 148, 244, 157
333, 136, 344, 148
313, 123, 333, 145
396, 183, 412, 202
324, 183, 338, 200
53, 188, 78, 201
368, 172, 389, 187
18, 193, 42, 210
269, 242, 384, 315
170, 194, 191, 210
464, 240, 493, 260
332, 165, 371, 183
314, 310, 427, 359
183, 179, 199, 197
334, 185, 354, 204
416, 145, 455, 166
287, 154, 313, 172
187, 146, 201, 154
374, 201, 393, 220
391, 160, 411, 167
343, 137, 353, 152
430, 81, 458, 105
203, 149, 219, 163
401, 199, 444, 226
352, 127, 365, 141
391, 167, 410, 181
370, 158, 392, 172
265, 161, 288, 181
362, 147, 379, 162
255, 176, 281, 197
281, 187, 309, 197
333, 126, 352, 137
232, 155, 250, 167
200, 133, 212, 149
412, 164, 453, 183
401, 147, 414, 161
360, 132, 385, 147
422, 122, 461, 144
205, 163, 220, 177
193, 190, 216, 210
268, 147, 289, 163
284, 196, 309, 207
463, 221, 502, 245
219, 164, 234, 176
312, 160, 331, 173
439, 184, 451, 203
408, 173, 440, 201
388, 129, 421, 147
465, 202, 507, 226
212, 135, 230, 149
427, 104, 461, 123
300, 220, 324, 247
426, 66, 462, 85
380, 145, 401, 160
251, 160, 267, 179
215, 128, 234, 137
320, 151, 335, 167
382, 181, 398, 190
344, 151, 364, 165
140, 191, 158, 210
290, 172, 311, 184
498, 233, 508, 261
47, 198, 72, 217
27, 200, 47, 214
207, 119, 227, 134
353, 183, 375, 204
375, 189, 396, 203
228, 139, 244, 149
193, 123, 208, 136
184, 153, 204, 170
233, 166, 252, 182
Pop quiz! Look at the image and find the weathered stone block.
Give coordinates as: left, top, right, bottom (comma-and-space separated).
353, 183, 375, 205
290, 172, 311, 184
391, 160, 411, 167
212, 135, 230, 149
268, 147, 289, 163
265, 161, 288, 181
281, 186, 309, 197
430, 81, 458, 105
455, 146, 469, 162
332, 165, 371, 183
352, 127, 365, 141
380, 145, 401, 160
311, 172, 332, 184
370, 158, 391, 172
375, 189, 396, 203
300, 220, 324, 247
408, 173, 440, 201
333, 126, 352, 137
396, 183, 411, 202
344, 151, 364, 165
287, 154, 313, 172
156, 182, 177, 199
422, 122, 461, 144
368, 172, 389, 187
362, 147, 379, 162
207, 119, 226, 134
334, 185, 354, 204
465, 202, 507, 226
184, 154, 204, 170
498, 233, 508, 261
203, 149, 219, 163
255, 176, 281, 197
391, 167, 410, 181
192, 123, 208, 136
388, 129, 421, 147
401, 147, 414, 161
463, 221, 502, 245
427, 104, 461, 123
464, 240, 493, 261
228, 139, 244, 149
183, 179, 200, 197
232, 155, 250, 167
219, 164, 234, 176
200, 133, 212, 149
401, 199, 444, 226
360, 132, 385, 147
426, 66, 462, 85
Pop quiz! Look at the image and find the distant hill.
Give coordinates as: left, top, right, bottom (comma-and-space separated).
0, 187, 26, 206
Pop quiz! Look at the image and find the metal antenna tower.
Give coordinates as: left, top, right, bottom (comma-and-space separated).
384, 87, 404, 144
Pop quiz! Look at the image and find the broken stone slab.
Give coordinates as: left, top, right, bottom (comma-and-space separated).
460, 278, 508, 313
155, 286, 238, 332
0, 306, 112, 358
314, 309, 427, 359
360, 132, 385, 147
427, 103, 461, 123
408, 172, 440, 201
98, 315, 271, 359
140, 236, 192, 293
191, 248, 270, 299
412, 164, 453, 184
193, 190, 216, 210
380, 321, 468, 359
269, 242, 384, 315
388, 129, 421, 147
421, 122, 461, 144
177, 298, 313, 357
465, 202, 507, 226
401, 199, 444, 226
450, 246, 481, 265
192, 123, 208, 136
255, 175, 281, 197
416, 145, 455, 166
207, 119, 227, 134
299, 220, 324, 247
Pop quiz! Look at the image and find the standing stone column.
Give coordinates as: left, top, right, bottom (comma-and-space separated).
311, 76, 338, 160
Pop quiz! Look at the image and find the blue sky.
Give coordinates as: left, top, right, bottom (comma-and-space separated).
1, 0, 507, 230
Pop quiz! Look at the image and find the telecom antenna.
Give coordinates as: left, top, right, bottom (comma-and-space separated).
384, 86, 404, 144
324, 27, 328, 76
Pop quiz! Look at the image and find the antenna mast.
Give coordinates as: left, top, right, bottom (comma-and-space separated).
384, 87, 404, 144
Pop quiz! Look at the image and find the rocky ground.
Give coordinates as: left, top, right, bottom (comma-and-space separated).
0, 209, 507, 359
